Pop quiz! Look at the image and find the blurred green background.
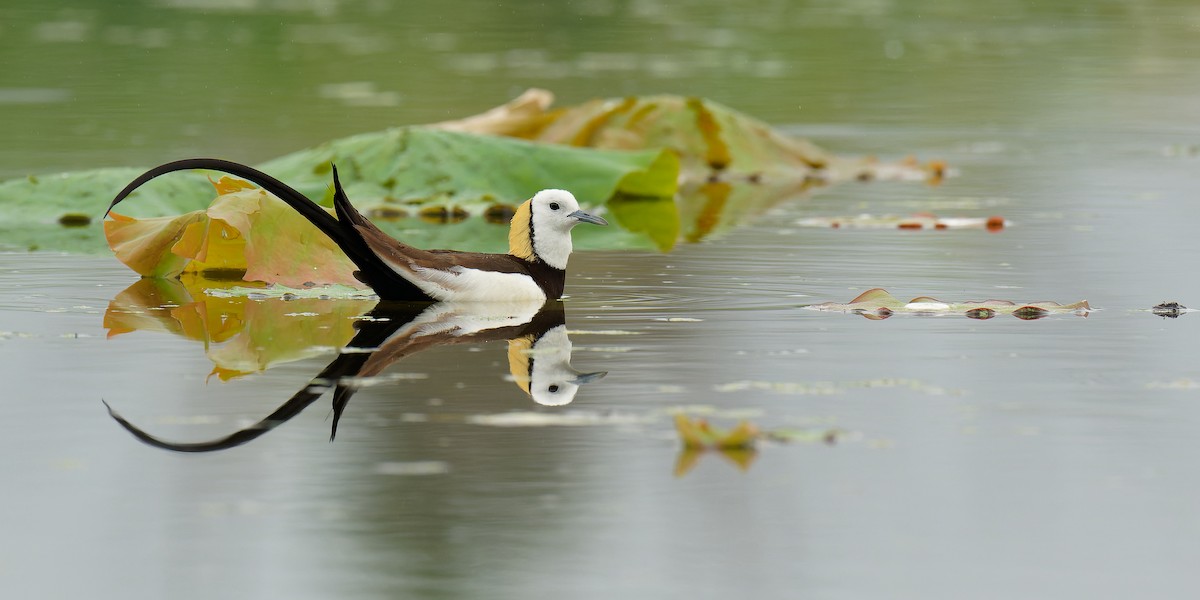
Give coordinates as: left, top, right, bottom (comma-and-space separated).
5, 0, 1199, 179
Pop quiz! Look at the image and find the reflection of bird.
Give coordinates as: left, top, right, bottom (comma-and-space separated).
105, 158, 608, 301
357, 302, 606, 408
507, 325, 606, 406
103, 300, 606, 453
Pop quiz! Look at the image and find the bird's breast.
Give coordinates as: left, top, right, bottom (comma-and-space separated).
438, 266, 548, 302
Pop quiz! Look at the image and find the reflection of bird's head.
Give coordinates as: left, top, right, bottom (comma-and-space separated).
508, 325, 607, 406
509, 190, 608, 270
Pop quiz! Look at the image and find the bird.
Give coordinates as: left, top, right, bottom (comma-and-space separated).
102, 299, 607, 452
105, 158, 609, 301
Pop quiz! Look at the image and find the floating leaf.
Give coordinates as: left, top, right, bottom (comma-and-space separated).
106, 177, 363, 287
433, 89, 939, 184
764, 428, 846, 445
796, 213, 1007, 231
673, 413, 759, 450
672, 414, 759, 477
103, 211, 208, 278
258, 126, 680, 210
0, 167, 216, 253
1, 90, 937, 258
804, 288, 1091, 319
715, 378, 953, 396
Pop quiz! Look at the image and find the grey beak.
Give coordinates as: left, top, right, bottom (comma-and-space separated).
568, 209, 608, 226
571, 370, 608, 384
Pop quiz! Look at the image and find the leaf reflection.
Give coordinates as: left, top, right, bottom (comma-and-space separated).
103, 293, 606, 453
103, 276, 375, 380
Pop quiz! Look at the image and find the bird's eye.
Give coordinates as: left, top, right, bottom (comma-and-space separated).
549, 202, 560, 211
549, 385, 560, 393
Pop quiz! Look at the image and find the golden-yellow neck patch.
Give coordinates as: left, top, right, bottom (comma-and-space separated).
506, 335, 534, 395
508, 199, 535, 260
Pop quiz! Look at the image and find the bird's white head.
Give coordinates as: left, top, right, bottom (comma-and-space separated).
508, 189, 608, 270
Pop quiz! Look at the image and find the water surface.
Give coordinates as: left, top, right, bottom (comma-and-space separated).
3, 2, 1200, 599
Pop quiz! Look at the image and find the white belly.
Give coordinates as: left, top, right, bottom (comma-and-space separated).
410, 265, 547, 302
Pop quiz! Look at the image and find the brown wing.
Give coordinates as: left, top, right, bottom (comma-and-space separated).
354, 223, 540, 275
347, 191, 568, 298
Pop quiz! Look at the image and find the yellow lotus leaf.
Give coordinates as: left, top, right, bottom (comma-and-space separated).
104, 210, 207, 278
175, 217, 246, 273
211, 175, 257, 195
105, 176, 363, 288
205, 186, 361, 288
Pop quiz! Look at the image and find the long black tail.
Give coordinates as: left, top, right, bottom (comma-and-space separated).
106, 158, 426, 299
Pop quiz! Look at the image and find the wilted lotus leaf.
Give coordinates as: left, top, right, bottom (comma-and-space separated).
104, 211, 209, 278
429, 91, 943, 250
106, 176, 363, 287
433, 89, 938, 185
804, 288, 1091, 319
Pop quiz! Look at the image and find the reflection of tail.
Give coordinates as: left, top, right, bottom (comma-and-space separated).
100, 302, 430, 453
105, 158, 427, 299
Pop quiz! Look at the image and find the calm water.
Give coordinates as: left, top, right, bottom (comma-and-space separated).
4, 2, 1200, 599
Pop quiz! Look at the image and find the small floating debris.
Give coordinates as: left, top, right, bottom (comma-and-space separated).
1162, 143, 1200, 158
854, 156, 954, 183
796, 213, 1006, 231
1151, 301, 1188, 319
1147, 378, 1200, 390
372, 461, 450, 476
804, 288, 1090, 319
672, 413, 847, 476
